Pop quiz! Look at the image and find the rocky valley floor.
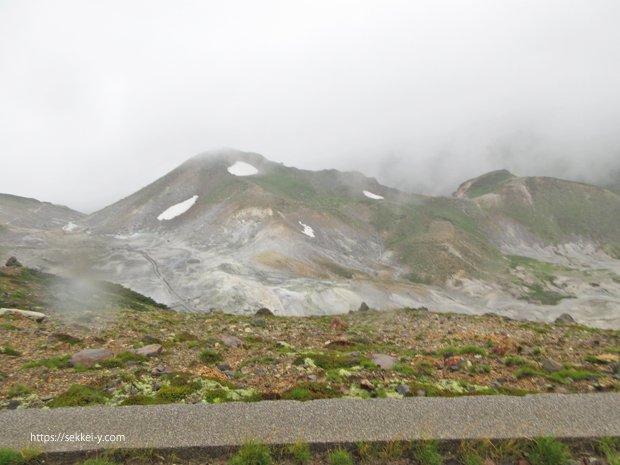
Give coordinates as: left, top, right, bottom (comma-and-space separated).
1, 295, 619, 410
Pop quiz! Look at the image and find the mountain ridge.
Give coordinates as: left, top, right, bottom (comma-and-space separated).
1, 149, 619, 328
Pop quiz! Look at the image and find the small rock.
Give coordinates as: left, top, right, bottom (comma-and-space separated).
308, 374, 318, 382
415, 390, 426, 397
396, 384, 411, 396
217, 363, 232, 372
7, 400, 21, 410
151, 365, 169, 376
255, 307, 274, 317
0, 308, 47, 323
359, 302, 370, 312
131, 344, 163, 357
41, 396, 54, 402
219, 335, 243, 348
542, 358, 563, 372
555, 313, 575, 325
5, 256, 22, 268
360, 379, 374, 391
371, 353, 397, 369
252, 319, 266, 327
69, 348, 113, 367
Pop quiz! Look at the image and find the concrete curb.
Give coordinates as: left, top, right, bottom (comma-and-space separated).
1, 393, 618, 454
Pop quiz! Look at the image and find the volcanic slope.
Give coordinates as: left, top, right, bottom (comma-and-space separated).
3, 149, 620, 327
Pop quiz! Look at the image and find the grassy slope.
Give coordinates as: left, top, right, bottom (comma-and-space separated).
463, 170, 516, 198
0, 266, 167, 316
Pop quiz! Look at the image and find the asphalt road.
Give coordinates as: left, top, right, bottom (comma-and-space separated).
1, 393, 619, 453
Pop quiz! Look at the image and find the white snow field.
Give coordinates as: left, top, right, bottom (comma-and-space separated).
227, 161, 259, 176
298, 221, 315, 238
157, 195, 199, 221
363, 190, 384, 200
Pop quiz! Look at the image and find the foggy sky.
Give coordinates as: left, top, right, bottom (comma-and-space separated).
1, 1, 620, 213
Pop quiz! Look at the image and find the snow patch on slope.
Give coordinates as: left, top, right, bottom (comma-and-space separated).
157, 195, 198, 221
363, 190, 384, 200
227, 161, 259, 176
298, 221, 315, 238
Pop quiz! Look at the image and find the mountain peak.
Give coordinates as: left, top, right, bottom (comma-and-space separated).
454, 169, 516, 198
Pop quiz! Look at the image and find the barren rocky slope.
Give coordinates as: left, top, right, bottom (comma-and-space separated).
1, 149, 619, 327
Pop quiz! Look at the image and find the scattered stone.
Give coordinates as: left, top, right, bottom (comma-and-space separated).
131, 344, 163, 357
217, 363, 232, 372
308, 374, 318, 382
151, 365, 170, 377
219, 335, 243, 348
5, 257, 22, 268
359, 302, 370, 312
371, 353, 397, 370
7, 400, 21, 410
542, 358, 563, 372
360, 379, 374, 391
69, 348, 113, 367
396, 384, 411, 396
255, 307, 274, 317
0, 308, 47, 322
555, 313, 576, 325
330, 318, 348, 331
252, 319, 266, 327
415, 389, 426, 397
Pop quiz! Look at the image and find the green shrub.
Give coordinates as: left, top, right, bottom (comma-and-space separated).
0, 449, 25, 465
527, 438, 570, 465
21, 355, 71, 370
461, 451, 483, 465
200, 349, 222, 365
514, 366, 543, 379
7, 385, 32, 398
100, 351, 148, 368
413, 441, 443, 465
281, 382, 337, 401
598, 437, 620, 465
328, 448, 353, 465
48, 384, 108, 408
119, 394, 163, 406
229, 440, 272, 465
546, 369, 599, 384
288, 441, 311, 464
0, 346, 21, 357
504, 356, 528, 366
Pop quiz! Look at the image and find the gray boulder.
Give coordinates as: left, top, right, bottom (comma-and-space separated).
131, 344, 163, 357
371, 353, 397, 369
69, 348, 113, 367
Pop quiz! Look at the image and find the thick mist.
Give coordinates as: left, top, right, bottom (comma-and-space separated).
1, 1, 620, 212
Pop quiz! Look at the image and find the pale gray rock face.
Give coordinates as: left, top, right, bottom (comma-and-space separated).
2, 149, 620, 329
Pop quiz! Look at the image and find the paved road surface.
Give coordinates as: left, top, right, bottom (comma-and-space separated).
1, 393, 619, 453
